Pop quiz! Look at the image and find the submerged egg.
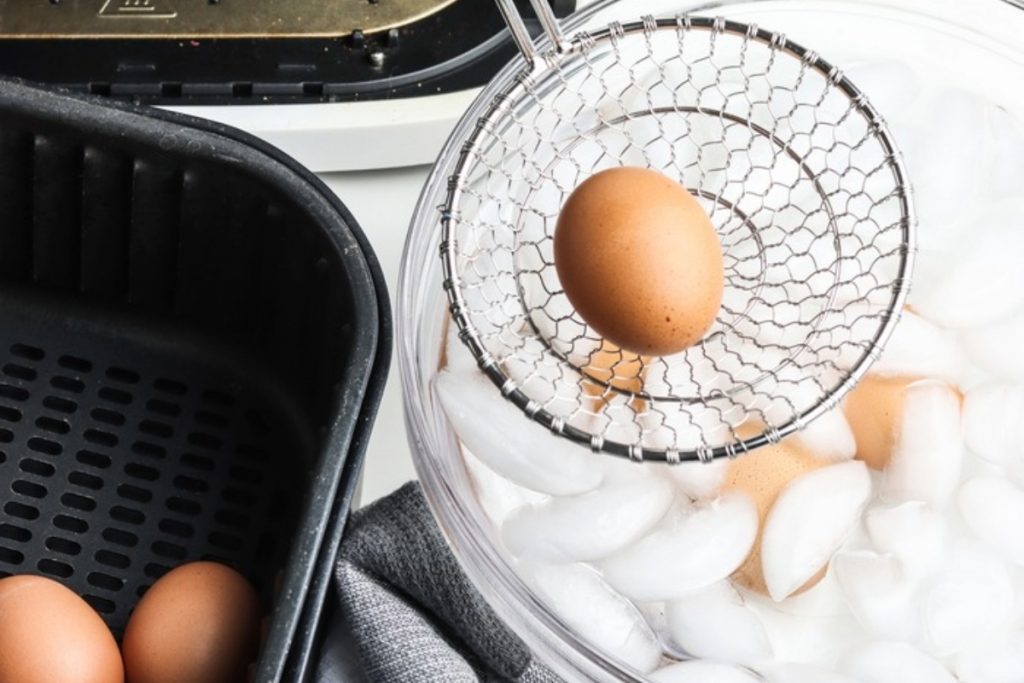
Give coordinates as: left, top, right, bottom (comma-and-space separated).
844, 375, 963, 471
0, 575, 123, 683
724, 436, 829, 596
554, 167, 724, 356
844, 375, 919, 471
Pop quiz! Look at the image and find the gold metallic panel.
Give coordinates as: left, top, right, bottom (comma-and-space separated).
0, 0, 458, 39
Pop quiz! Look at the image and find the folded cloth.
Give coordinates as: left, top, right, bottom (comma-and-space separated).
317, 482, 562, 683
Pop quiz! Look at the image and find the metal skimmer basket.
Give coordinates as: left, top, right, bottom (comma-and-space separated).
440, 0, 915, 463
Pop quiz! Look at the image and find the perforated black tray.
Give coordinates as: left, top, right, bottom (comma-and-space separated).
0, 79, 391, 682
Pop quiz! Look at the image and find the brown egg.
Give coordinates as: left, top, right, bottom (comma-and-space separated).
554, 167, 724, 356
123, 562, 261, 683
844, 375, 963, 471
0, 575, 123, 683
724, 435, 829, 596
844, 375, 918, 470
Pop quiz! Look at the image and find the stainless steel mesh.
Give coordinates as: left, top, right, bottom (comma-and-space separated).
440, 14, 914, 462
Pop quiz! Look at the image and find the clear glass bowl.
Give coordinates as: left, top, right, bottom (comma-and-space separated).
399, 1, 1024, 680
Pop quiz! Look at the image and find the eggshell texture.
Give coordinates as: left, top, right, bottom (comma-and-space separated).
724, 436, 829, 595
0, 574, 123, 683
554, 167, 724, 356
844, 375, 918, 470
123, 562, 261, 683
845, 375, 963, 471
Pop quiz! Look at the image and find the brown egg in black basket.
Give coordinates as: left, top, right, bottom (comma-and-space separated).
0, 80, 390, 682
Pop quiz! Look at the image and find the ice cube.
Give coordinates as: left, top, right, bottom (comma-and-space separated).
833, 550, 920, 641
742, 594, 865, 667
1011, 567, 1024, 623
987, 105, 1024, 203
846, 62, 921, 124
761, 461, 873, 601
910, 199, 1024, 329
962, 316, 1024, 383
956, 630, 1024, 683
871, 310, 968, 386
766, 566, 849, 618
665, 581, 772, 665
756, 661, 860, 683
900, 89, 988, 242
463, 451, 549, 527
436, 369, 603, 495
602, 492, 758, 602
958, 476, 1024, 567
962, 384, 1024, 468
636, 601, 687, 659
520, 561, 662, 673
864, 502, 948, 579
664, 458, 729, 501
906, 245, 960, 318
839, 641, 957, 683
599, 453, 649, 479
650, 661, 762, 683
791, 409, 856, 463
881, 381, 964, 507
501, 470, 673, 561
920, 540, 1014, 657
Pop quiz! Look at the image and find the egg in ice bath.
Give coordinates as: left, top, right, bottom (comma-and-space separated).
554, 167, 725, 357
724, 436, 830, 597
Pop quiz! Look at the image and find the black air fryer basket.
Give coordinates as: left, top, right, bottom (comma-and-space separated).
0, 80, 391, 682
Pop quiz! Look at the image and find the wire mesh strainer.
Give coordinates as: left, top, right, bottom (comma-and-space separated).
440, 0, 915, 463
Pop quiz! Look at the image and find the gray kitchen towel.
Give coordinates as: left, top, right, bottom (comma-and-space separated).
317, 482, 563, 683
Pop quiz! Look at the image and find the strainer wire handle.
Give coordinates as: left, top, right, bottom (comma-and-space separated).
495, 0, 570, 62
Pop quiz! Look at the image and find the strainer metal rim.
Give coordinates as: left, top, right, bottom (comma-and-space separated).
439, 13, 916, 463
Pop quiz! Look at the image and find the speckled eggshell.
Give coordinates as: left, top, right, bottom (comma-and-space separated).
0, 575, 124, 683
122, 562, 261, 683
554, 167, 724, 357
